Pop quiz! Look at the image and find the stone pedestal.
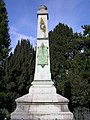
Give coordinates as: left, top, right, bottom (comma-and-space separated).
11, 5, 73, 120
11, 81, 73, 120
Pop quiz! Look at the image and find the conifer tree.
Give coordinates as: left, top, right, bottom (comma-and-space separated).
4, 39, 35, 112
0, 0, 10, 66
0, 0, 10, 118
82, 25, 90, 37
49, 23, 90, 109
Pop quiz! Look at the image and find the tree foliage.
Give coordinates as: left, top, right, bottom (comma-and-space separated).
0, 0, 10, 65
4, 39, 35, 112
0, 0, 10, 118
49, 23, 90, 109
82, 25, 90, 37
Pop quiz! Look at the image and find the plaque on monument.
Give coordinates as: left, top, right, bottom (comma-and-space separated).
37, 43, 48, 68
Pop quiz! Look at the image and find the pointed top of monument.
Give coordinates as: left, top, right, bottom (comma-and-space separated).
38, 5, 47, 10
37, 5, 48, 18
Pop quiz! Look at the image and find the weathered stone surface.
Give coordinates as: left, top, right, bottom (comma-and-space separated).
11, 84, 73, 120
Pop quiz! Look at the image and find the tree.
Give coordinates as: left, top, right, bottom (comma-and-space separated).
0, 0, 10, 118
49, 23, 90, 109
0, 0, 10, 90
4, 39, 35, 112
82, 25, 90, 37
49, 23, 73, 91
0, 0, 10, 67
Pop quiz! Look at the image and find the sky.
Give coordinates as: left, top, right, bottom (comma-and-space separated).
5, 0, 90, 52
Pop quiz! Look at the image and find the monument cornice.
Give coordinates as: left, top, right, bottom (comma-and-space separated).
37, 37, 49, 40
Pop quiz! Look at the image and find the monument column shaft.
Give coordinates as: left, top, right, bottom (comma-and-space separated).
33, 6, 51, 81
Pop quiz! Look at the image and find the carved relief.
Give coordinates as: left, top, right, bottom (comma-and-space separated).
37, 43, 48, 68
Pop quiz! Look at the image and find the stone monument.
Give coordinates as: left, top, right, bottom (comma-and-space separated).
11, 5, 73, 120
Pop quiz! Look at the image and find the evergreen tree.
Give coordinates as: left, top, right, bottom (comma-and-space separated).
49, 23, 73, 90
82, 25, 90, 37
0, 0, 10, 118
0, 0, 10, 67
69, 32, 90, 108
49, 23, 90, 109
4, 39, 35, 112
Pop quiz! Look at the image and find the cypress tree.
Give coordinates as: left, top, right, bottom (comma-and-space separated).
4, 39, 35, 112
0, 0, 10, 118
0, 0, 10, 65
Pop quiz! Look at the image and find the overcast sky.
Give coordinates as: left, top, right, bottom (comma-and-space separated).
5, 0, 90, 52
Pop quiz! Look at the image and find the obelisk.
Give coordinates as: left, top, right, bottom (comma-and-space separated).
11, 5, 73, 120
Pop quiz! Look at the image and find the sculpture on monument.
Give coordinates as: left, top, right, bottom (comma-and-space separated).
11, 5, 73, 120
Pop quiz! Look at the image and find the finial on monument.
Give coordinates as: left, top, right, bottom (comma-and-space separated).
38, 5, 47, 10
37, 5, 48, 19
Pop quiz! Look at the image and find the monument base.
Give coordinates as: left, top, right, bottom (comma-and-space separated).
11, 82, 73, 120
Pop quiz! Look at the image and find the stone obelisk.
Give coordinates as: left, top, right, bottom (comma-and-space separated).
11, 5, 73, 120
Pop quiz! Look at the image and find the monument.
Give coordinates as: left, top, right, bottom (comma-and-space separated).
11, 5, 73, 120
